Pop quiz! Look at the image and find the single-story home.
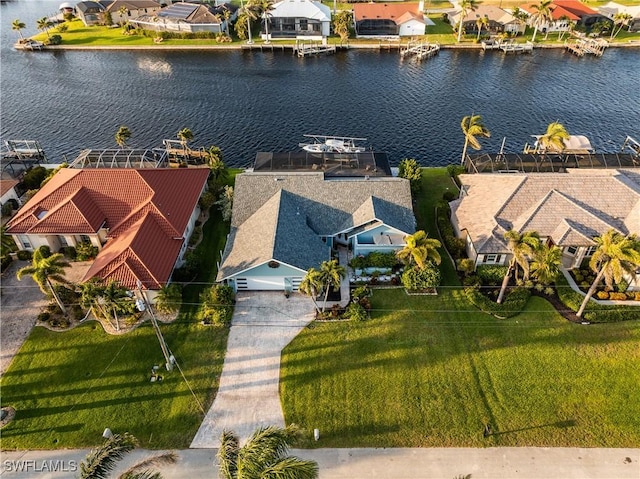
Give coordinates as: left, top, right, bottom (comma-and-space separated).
522, 0, 612, 33
6, 168, 209, 296
599, 1, 640, 32
130, 2, 233, 33
217, 172, 415, 292
103, 0, 162, 25
263, 0, 331, 40
448, 5, 525, 35
353, 2, 434, 38
450, 169, 640, 287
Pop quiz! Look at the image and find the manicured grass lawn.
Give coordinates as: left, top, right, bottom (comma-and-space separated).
281, 289, 640, 448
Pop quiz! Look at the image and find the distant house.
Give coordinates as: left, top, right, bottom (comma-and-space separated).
450, 169, 640, 288
6, 168, 209, 294
522, 0, 612, 33
599, 1, 640, 32
217, 172, 415, 292
76, 1, 106, 25
447, 5, 525, 36
264, 0, 331, 40
130, 2, 235, 33
353, 2, 434, 38
1, 179, 22, 211
103, 0, 162, 25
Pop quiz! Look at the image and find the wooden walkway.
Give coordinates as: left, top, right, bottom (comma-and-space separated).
500, 41, 533, 54
400, 42, 440, 60
565, 38, 608, 57
294, 42, 336, 57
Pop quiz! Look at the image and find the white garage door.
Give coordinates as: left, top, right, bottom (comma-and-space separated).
236, 277, 285, 291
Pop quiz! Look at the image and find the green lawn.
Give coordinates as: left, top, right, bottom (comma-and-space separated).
281, 290, 640, 448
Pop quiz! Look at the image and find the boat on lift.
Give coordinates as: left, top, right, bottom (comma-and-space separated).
299, 135, 368, 153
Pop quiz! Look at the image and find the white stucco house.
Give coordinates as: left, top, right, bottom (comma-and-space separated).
264, 0, 331, 40
217, 172, 415, 292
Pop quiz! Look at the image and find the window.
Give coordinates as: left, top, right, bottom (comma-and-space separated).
79, 235, 91, 244
483, 254, 501, 263
59, 236, 69, 247
299, 19, 308, 31
566, 246, 577, 255
18, 235, 31, 249
584, 246, 596, 257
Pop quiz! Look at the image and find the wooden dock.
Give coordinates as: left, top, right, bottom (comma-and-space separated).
500, 41, 533, 54
241, 43, 288, 52
481, 39, 502, 50
294, 42, 336, 57
565, 38, 607, 57
400, 42, 440, 60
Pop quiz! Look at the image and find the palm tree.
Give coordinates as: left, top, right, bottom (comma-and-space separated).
177, 127, 194, 148
1, 226, 17, 256
300, 268, 323, 313
81, 280, 135, 331
249, 0, 275, 43
476, 16, 488, 41
79, 431, 176, 479
457, 0, 480, 43
497, 230, 540, 304
537, 121, 569, 152
333, 10, 353, 45
217, 425, 319, 479
37, 17, 52, 39
154, 283, 182, 314
17, 246, 70, 315
396, 230, 442, 269
460, 114, 490, 165
529, 0, 553, 43
318, 259, 346, 312
557, 15, 571, 40
530, 244, 562, 285
610, 12, 632, 40
115, 125, 132, 148
240, 0, 255, 43
12, 19, 26, 41
577, 230, 640, 318
118, 5, 129, 26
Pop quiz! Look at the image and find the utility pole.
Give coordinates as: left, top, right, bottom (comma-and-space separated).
136, 280, 174, 371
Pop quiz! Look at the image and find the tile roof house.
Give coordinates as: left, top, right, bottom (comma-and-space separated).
265, 0, 331, 40
131, 2, 234, 33
217, 172, 415, 291
447, 5, 525, 36
450, 169, 640, 278
522, 0, 612, 32
353, 2, 434, 37
6, 168, 209, 292
103, 0, 162, 25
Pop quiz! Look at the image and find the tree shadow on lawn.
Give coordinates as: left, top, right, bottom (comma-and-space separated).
0, 423, 84, 438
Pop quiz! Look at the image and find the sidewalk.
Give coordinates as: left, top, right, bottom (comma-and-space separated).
1, 447, 638, 478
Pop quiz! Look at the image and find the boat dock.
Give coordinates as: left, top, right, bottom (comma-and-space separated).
500, 41, 533, 54
294, 41, 336, 57
400, 42, 440, 60
565, 38, 608, 57
481, 39, 502, 50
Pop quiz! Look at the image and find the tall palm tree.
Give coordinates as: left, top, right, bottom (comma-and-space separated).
12, 19, 26, 41
529, 0, 553, 43
318, 259, 346, 312
37, 17, 52, 39
79, 432, 176, 479
240, 0, 255, 43
249, 0, 275, 43
497, 230, 540, 304
577, 230, 640, 318
610, 12, 632, 40
217, 426, 319, 479
460, 114, 491, 165
476, 16, 488, 41
537, 121, 569, 152
457, 0, 480, 43
300, 268, 323, 313
115, 125, 132, 148
530, 244, 562, 285
396, 230, 441, 269
17, 246, 70, 315
557, 15, 571, 40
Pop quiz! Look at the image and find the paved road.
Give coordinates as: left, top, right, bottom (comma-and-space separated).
1, 447, 638, 478
190, 292, 315, 448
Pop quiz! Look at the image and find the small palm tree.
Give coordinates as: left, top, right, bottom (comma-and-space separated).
154, 283, 182, 314
318, 259, 346, 312
300, 268, 323, 313
81, 280, 135, 331
396, 230, 442, 270
460, 114, 490, 165
476, 16, 488, 41
538, 121, 569, 152
457, 0, 480, 43
115, 125, 132, 148
79, 432, 176, 479
577, 230, 640, 318
177, 128, 194, 148
17, 246, 71, 315
497, 230, 541, 304
217, 425, 319, 479
118, 5, 129, 26
12, 19, 26, 41
530, 244, 562, 285
529, 0, 553, 43
37, 17, 52, 39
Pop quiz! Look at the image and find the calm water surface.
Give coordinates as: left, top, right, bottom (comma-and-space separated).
2, 0, 639, 166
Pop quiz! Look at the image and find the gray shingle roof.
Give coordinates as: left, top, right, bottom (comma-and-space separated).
218, 172, 414, 280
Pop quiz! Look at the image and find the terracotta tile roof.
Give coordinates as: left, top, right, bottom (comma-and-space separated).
523, 0, 597, 21
354, 2, 421, 23
7, 168, 209, 289
0, 179, 19, 197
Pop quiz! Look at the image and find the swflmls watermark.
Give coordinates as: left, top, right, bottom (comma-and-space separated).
2, 460, 78, 473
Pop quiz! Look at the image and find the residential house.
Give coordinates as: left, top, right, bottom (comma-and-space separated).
522, 0, 612, 33
450, 169, 640, 287
6, 168, 209, 296
130, 2, 234, 33
353, 2, 434, 38
263, 0, 331, 40
447, 5, 525, 36
76, 1, 106, 25
599, 1, 640, 32
217, 172, 415, 292
103, 0, 162, 25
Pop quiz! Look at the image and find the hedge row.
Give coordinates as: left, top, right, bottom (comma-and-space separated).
464, 286, 531, 318
436, 204, 465, 259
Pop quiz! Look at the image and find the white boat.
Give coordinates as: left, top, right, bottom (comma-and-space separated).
523, 135, 595, 155
299, 135, 368, 154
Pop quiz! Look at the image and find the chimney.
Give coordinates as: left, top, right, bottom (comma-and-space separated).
418, 0, 424, 13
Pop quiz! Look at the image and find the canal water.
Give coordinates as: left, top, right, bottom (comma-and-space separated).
1, 0, 639, 166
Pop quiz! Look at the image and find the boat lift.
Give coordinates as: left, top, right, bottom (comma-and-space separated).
299, 134, 368, 153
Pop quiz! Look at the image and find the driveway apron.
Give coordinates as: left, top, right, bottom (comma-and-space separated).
190, 292, 314, 448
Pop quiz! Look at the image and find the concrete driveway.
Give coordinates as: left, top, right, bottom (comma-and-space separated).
190, 291, 315, 448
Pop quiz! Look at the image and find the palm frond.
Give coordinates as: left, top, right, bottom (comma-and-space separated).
261, 456, 319, 479
79, 433, 137, 479
217, 430, 239, 479
118, 452, 177, 479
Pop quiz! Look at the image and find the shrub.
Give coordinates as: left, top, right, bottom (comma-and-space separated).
402, 263, 441, 291
199, 191, 216, 210
465, 286, 531, 318
22, 166, 48, 190
1, 254, 13, 272
37, 245, 51, 258
349, 255, 367, 270
188, 226, 203, 246
46, 34, 62, 45
60, 246, 77, 260
1, 202, 13, 217
351, 285, 371, 303
596, 291, 609, 300
398, 158, 422, 194
442, 190, 456, 202
37, 311, 51, 322
608, 292, 627, 301
17, 250, 32, 261
367, 251, 397, 268
200, 284, 235, 326
345, 302, 368, 321
456, 258, 475, 276
616, 279, 629, 293
476, 265, 508, 286
76, 241, 98, 261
